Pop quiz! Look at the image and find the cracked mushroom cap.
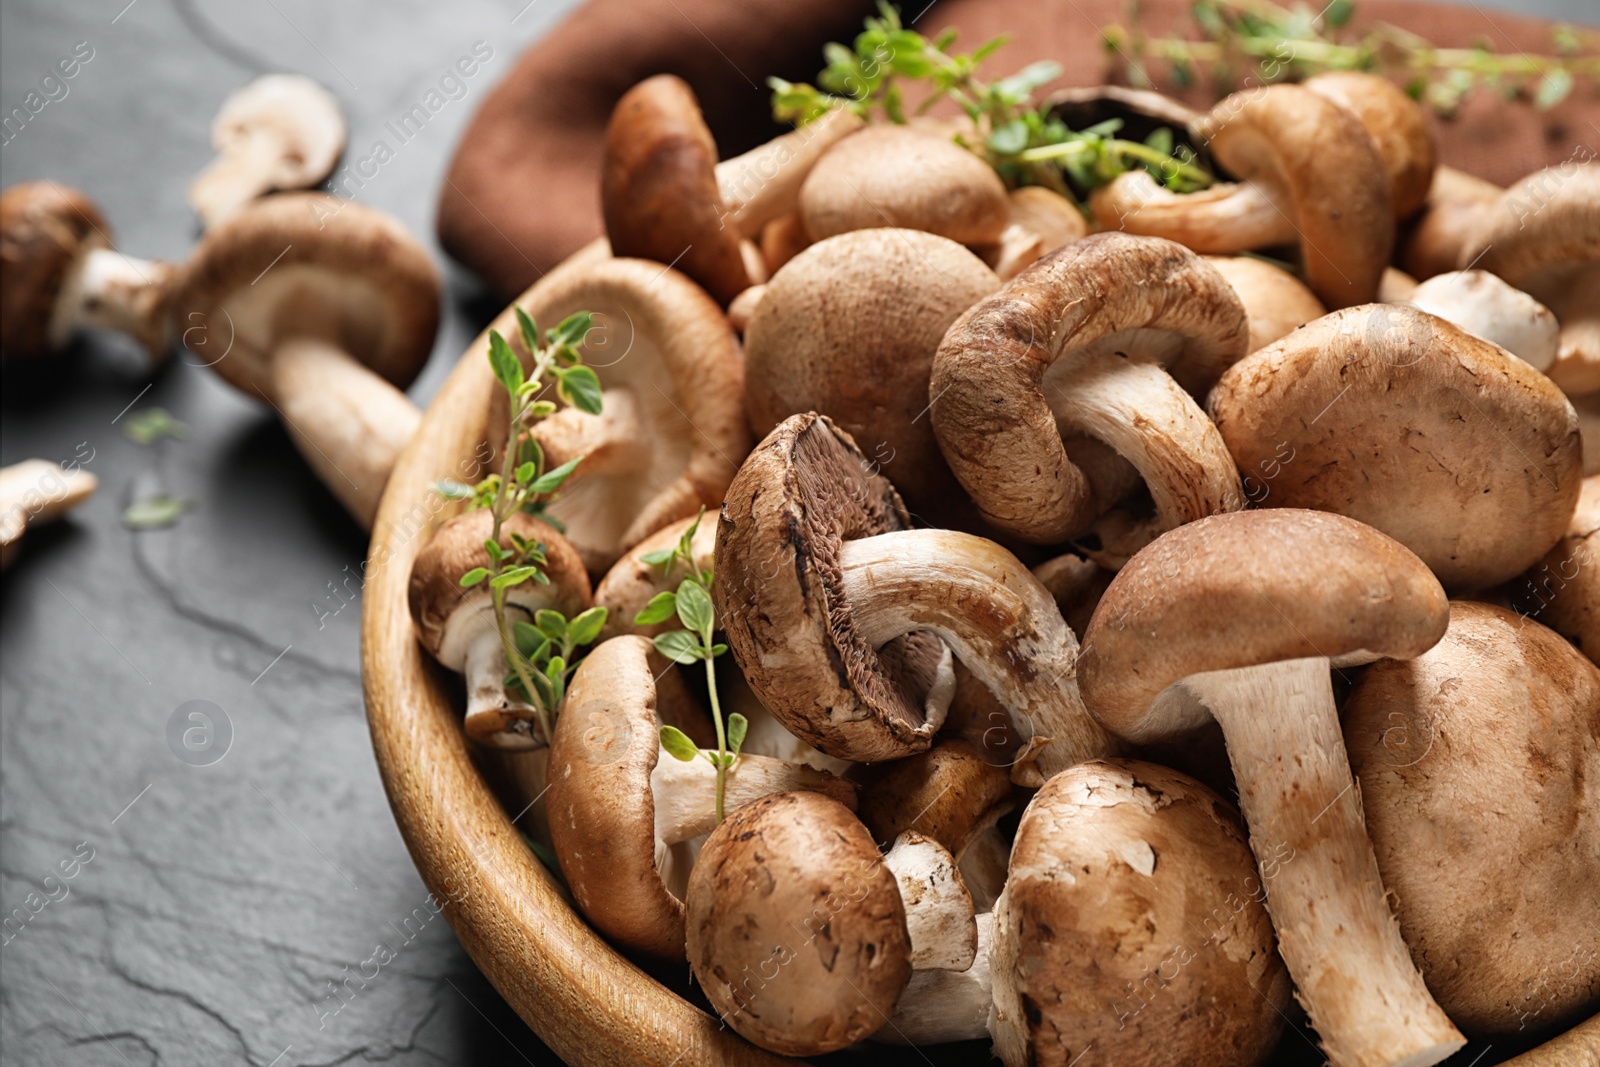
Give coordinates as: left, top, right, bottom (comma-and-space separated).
1078, 510, 1449, 743
1303, 71, 1436, 222
0, 182, 111, 358
799, 124, 1009, 246
744, 228, 999, 524
991, 759, 1289, 1067
1514, 475, 1599, 663
1203, 255, 1326, 354
1208, 304, 1583, 589
175, 192, 439, 402
1344, 601, 1600, 1035
685, 790, 911, 1055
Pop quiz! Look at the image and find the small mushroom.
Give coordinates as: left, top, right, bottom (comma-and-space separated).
978, 186, 1089, 281
592, 514, 716, 641
1344, 601, 1600, 1035
1208, 304, 1583, 589
1512, 475, 1598, 664
1203, 254, 1326, 353
716, 413, 1114, 773
1, 182, 177, 361
176, 193, 439, 528
931, 232, 1249, 562
1404, 270, 1560, 373
714, 108, 862, 241
408, 508, 590, 748
0, 459, 98, 568
799, 125, 1009, 246
547, 636, 855, 960
188, 75, 346, 229
1078, 510, 1465, 1067
1302, 71, 1436, 222
1399, 166, 1501, 280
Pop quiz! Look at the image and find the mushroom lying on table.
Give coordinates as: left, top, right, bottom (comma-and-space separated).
1078, 509, 1465, 1067
1344, 601, 1600, 1037
0, 459, 97, 569
1, 182, 177, 362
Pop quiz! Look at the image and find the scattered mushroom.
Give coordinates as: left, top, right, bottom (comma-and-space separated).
716, 413, 1114, 774
1399, 166, 1501, 280
1203, 254, 1326, 353
1, 182, 177, 362
188, 74, 346, 229
1078, 509, 1465, 1067
1512, 475, 1598, 664
1404, 269, 1559, 373
1344, 601, 1600, 1036
1208, 303, 1583, 589
0, 459, 97, 568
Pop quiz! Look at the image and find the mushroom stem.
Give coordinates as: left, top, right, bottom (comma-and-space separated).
190, 131, 297, 229
459, 625, 541, 749
883, 832, 979, 972
878, 912, 993, 1046
714, 108, 863, 239
270, 336, 422, 529
650, 750, 855, 844
1092, 171, 1298, 252
837, 529, 1114, 778
955, 819, 1010, 914
526, 387, 647, 478
1184, 656, 1465, 1067
57, 247, 176, 361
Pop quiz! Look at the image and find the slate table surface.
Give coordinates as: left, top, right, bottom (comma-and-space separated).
0, 0, 1590, 1065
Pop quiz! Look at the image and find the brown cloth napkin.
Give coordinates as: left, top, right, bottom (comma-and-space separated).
437, 0, 1598, 298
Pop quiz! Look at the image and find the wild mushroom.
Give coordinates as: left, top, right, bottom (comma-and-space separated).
1, 182, 176, 361
408, 508, 590, 748
188, 75, 346, 229
1513, 475, 1598, 664
931, 232, 1248, 563
743, 227, 999, 527
716, 413, 1113, 773
1399, 166, 1501, 280
1404, 270, 1559, 373
546, 635, 855, 959
517, 256, 749, 573
1077, 509, 1465, 1067
1344, 601, 1600, 1035
1203, 254, 1326, 353
1302, 71, 1436, 222
1208, 303, 1583, 589
799, 124, 1009, 246
175, 192, 438, 528
1091, 83, 1392, 308
0, 459, 97, 568
1459, 161, 1599, 396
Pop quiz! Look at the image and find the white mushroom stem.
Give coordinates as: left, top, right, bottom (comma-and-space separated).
877, 912, 994, 1046
0, 459, 98, 568
1180, 656, 1465, 1067
724, 667, 853, 776
884, 832, 978, 972
527, 388, 647, 479
191, 131, 303, 228
271, 336, 422, 529
650, 750, 853, 844
1091, 170, 1298, 252
457, 626, 541, 749
956, 818, 1011, 914
714, 108, 862, 239
53, 247, 176, 361
837, 529, 1114, 778
1405, 271, 1559, 373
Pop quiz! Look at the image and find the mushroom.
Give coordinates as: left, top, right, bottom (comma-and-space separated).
758, 211, 809, 275
1377, 265, 1419, 303
715, 412, 1114, 774
1, 182, 177, 361
546, 635, 855, 960
798, 124, 1009, 246
931, 232, 1249, 563
1203, 254, 1326, 353
591, 514, 716, 641
1077, 509, 1465, 1067
0, 459, 97, 568
1399, 166, 1501, 280
1208, 303, 1583, 589
1459, 161, 1599, 396
979, 186, 1089, 281
1404, 270, 1559, 373
714, 108, 862, 242
743, 228, 999, 527
188, 75, 346, 229
517, 256, 749, 574
1512, 475, 1598, 663
1091, 83, 1393, 308
175, 192, 438, 528
408, 508, 591, 748
1302, 71, 1436, 222
1580, 393, 1600, 476
1343, 601, 1600, 1035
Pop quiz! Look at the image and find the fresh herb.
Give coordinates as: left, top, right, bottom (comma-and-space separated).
1105, 0, 1599, 116
770, 2, 1213, 199
122, 495, 190, 529
637, 509, 746, 825
123, 408, 187, 445
451, 307, 605, 746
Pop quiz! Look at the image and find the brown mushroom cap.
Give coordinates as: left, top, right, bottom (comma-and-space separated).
592, 513, 716, 641
1203, 254, 1326, 354
1399, 166, 1501, 281
798, 125, 1008, 246
1344, 601, 1600, 1035
990, 759, 1289, 1067
601, 75, 749, 307
857, 739, 1014, 859
1304, 71, 1436, 222
176, 192, 439, 401
744, 228, 999, 523
1208, 304, 1583, 589
685, 790, 911, 1055
0, 182, 109, 358
1513, 475, 1599, 663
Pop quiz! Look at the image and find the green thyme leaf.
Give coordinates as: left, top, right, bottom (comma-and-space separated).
122, 495, 190, 529
123, 408, 187, 445
488, 330, 523, 394
529, 456, 583, 496
433, 480, 476, 499
556, 366, 603, 416
675, 577, 714, 636
567, 606, 608, 647
549, 312, 593, 351
639, 548, 675, 567
634, 590, 680, 626
459, 567, 489, 587
535, 609, 568, 640
659, 724, 700, 761
515, 307, 540, 355
491, 565, 543, 590
653, 629, 703, 665
726, 712, 748, 755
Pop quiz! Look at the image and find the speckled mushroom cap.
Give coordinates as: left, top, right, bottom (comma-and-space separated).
1344, 601, 1600, 1035
175, 192, 439, 402
714, 412, 950, 762
1203, 255, 1326, 354
1515, 475, 1599, 663
601, 75, 749, 307
1078, 510, 1448, 743
407, 508, 591, 667
990, 759, 1289, 1067
1304, 71, 1436, 221
592, 513, 716, 641
798, 124, 1009, 246
1208, 304, 1583, 589
930, 232, 1249, 544
1, 182, 111, 358
744, 228, 999, 522
685, 790, 911, 1056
